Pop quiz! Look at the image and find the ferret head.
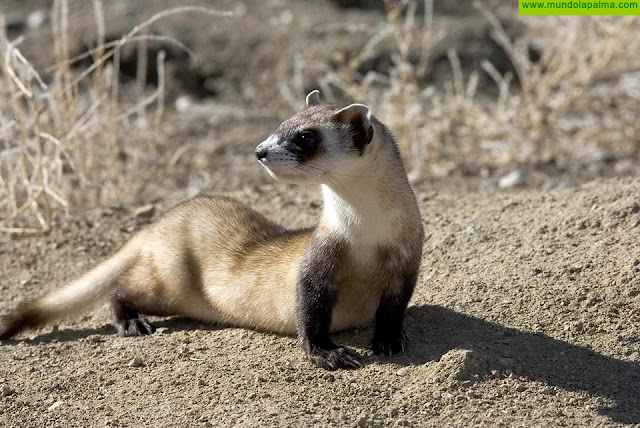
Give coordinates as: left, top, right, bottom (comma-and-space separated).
255, 90, 376, 184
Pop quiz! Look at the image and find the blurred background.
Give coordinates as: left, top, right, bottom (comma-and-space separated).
1, 0, 639, 231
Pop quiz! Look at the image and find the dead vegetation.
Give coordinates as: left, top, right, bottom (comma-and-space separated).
0, 0, 230, 233
284, 0, 640, 178
1, 0, 638, 231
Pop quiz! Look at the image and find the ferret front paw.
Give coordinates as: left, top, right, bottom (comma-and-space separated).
115, 317, 155, 337
372, 330, 407, 356
307, 345, 362, 370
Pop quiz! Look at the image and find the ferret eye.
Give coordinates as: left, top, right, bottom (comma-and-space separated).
297, 130, 316, 145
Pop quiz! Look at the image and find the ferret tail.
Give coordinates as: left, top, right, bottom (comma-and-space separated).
0, 233, 144, 340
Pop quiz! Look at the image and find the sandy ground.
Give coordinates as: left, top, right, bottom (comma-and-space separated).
1, 176, 639, 427
1, 1, 640, 427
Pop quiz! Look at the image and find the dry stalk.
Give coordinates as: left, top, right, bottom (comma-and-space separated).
0, 3, 233, 232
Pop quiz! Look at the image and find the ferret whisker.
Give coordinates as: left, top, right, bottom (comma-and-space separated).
296, 155, 383, 179
298, 164, 346, 191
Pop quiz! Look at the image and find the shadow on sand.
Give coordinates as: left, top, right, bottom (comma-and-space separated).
3, 317, 223, 344
4, 306, 638, 423
397, 305, 640, 424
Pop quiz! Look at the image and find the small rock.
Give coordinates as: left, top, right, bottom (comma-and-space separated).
356, 414, 370, 428
614, 158, 634, 174
247, 392, 256, 399
395, 367, 410, 376
27, 10, 48, 29
48, 401, 63, 411
198, 379, 207, 386
1, 384, 15, 397
128, 357, 145, 367
573, 321, 584, 332
567, 265, 583, 274
175, 95, 196, 112
515, 384, 527, 392
436, 349, 490, 383
87, 335, 105, 343
557, 180, 577, 190
498, 170, 526, 189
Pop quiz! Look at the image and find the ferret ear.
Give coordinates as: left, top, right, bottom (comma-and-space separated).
333, 104, 374, 151
305, 90, 321, 107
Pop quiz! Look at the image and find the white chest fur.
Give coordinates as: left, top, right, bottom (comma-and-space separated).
321, 185, 399, 247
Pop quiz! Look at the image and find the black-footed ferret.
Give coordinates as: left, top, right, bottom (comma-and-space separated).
0, 90, 424, 370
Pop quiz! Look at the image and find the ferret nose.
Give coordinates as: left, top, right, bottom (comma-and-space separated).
255, 145, 268, 161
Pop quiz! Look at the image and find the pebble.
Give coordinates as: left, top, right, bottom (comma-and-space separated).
395, 367, 409, 376
27, 10, 48, 29
1, 384, 15, 397
87, 335, 105, 343
557, 180, 577, 190
498, 170, 526, 189
573, 321, 584, 332
356, 414, 372, 427
128, 357, 145, 367
175, 95, 196, 113
48, 401, 63, 411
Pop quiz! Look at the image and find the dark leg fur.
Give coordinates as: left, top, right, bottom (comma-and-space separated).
296, 292, 361, 370
372, 272, 417, 356
296, 236, 361, 370
111, 298, 155, 337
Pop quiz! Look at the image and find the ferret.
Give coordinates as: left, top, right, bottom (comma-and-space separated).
0, 90, 424, 370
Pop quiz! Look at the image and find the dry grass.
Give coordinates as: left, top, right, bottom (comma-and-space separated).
284, 0, 640, 179
2, 0, 637, 231
0, 1, 231, 233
